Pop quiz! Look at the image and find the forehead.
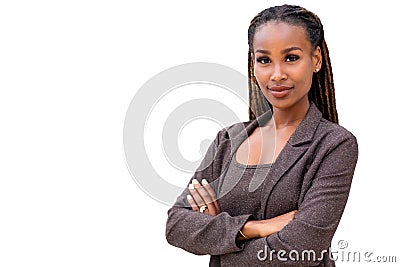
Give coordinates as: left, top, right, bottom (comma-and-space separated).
253, 22, 312, 52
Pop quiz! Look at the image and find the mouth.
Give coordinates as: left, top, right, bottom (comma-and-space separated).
267, 85, 293, 98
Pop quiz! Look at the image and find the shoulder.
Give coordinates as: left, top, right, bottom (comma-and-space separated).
215, 120, 254, 143
314, 118, 358, 155
215, 109, 273, 143
317, 118, 357, 142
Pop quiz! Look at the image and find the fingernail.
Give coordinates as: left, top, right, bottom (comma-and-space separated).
186, 195, 192, 200
192, 179, 199, 184
188, 183, 194, 190
201, 179, 208, 185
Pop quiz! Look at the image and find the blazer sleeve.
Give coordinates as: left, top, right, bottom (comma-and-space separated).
165, 126, 253, 256
219, 131, 359, 266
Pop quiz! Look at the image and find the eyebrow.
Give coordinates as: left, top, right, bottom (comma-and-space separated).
255, 46, 303, 54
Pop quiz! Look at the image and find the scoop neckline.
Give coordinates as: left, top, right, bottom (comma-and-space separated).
232, 150, 273, 169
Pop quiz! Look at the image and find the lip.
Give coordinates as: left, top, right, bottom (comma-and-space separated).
268, 85, 293, 98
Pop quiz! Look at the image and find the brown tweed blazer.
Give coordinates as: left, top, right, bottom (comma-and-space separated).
166, 103, 358, 266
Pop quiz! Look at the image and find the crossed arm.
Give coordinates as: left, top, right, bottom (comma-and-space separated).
186, 178, 297, 241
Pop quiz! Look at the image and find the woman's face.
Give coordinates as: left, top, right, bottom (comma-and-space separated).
252, 22, 321, 111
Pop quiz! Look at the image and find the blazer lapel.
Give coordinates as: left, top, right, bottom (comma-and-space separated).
259, 144, 308, 214
259, 103, 323, 214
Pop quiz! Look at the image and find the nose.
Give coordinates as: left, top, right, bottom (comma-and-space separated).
270, 64, 287, 81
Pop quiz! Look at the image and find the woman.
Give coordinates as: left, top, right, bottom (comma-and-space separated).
166, 4, 358, 266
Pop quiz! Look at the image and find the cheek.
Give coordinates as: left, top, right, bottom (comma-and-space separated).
291, 63, 314, 88
253, 66, 269, 84
302, 69, 314, 88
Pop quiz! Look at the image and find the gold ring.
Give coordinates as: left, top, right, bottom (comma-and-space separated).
199, 205, 208, 213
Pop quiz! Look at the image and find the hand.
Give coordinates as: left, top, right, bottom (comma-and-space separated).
239, 210, 297, 240
187, 179, 220, 216
259, 210, 298, 237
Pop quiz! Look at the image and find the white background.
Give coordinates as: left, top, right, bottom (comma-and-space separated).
1, 0, 399, 266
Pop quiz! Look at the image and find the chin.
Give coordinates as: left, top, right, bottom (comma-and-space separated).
266, 92, 310, 111
266, 98, 293, 111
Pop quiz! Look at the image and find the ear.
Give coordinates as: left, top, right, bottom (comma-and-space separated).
313, 46, 322, 72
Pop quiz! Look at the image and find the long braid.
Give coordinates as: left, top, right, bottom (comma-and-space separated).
248, 49, 269, 120
247, 5, 339, 123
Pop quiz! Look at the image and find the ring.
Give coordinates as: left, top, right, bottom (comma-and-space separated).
199, 205, 208, 213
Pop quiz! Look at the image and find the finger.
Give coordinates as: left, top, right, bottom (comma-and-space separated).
201, 179, 220, 213
192, 179, 219, 215
186, 195, 199, 211
193, 179, 213, 205
189, 181, 205, 207
201, 179, 218, 202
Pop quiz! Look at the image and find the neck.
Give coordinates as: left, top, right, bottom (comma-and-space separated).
272, 99, 310, 129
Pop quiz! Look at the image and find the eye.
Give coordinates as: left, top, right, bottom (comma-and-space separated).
256, 57, 271, 64
285, 55, 300, 62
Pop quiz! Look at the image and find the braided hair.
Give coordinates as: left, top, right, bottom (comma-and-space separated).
247, 4, 338, 123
